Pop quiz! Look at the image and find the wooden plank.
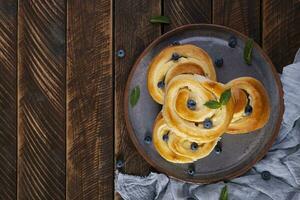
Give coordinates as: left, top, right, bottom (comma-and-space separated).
114, 0, 160, 176
18, 0, 66, 199
0, 0, 17, 199
263, 0, 300, 72
213, 0, 261, 44
164, 0, 212, 31
66, 0, 113, 199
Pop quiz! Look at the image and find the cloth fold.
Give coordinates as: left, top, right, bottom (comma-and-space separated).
116, 49, 300, 200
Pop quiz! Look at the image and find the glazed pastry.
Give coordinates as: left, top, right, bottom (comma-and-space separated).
147, 45, 271, 163
162, 74, 234, 142
147, 44, 216, 104
226, 77, 270, 134
153, 114, 218, 163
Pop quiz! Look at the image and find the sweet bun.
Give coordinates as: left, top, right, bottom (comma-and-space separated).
162, 74, 234, 142
153, 114, 217, 163
226, 77, 270, 134
147, 44, 216, 104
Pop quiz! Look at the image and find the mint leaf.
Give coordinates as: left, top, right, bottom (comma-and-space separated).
220, 89, 231, 105
219, 185, 228, 200
204, 100, 221, 109
244, 39, 254, 65
150, 16, 170, 24
130, 86, 140, 107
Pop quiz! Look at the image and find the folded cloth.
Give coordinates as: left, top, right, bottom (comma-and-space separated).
116, 49, 300, 200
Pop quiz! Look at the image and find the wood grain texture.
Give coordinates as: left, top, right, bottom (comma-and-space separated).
18, 0, 66, 199
213, 0, 261, 44
67, 0, 113, 199
114, 0, 160, 176
263, 0, 300, 72
164, 0, 212, 31
0, 0, 17, 199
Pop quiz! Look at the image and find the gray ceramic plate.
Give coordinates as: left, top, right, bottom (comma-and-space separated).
124, 24, 283, 183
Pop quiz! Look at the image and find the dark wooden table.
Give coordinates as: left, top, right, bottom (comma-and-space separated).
0, 0, 299, 199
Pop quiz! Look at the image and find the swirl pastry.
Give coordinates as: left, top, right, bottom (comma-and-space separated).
153, 114, 218, 163
147, 44, 216, 104
162, 74, 234, 142
226, 77, 270, 134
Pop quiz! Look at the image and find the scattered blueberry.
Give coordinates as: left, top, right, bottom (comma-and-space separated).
171, 53, 180, 61
214, 141, 222, 154
215, 58, 224, 67
228, 36, 237, 48
191, 142, 199, 151
144, 136, 152, 144
261, 171, 271, 181
187, 165, 195, 176
187, 198, 196, 200
187, 99, 197, 110
244, 104, 253, 116
116, 159, 124, 169
203, 118, 213, 129
157, 80, 165, 89
117, 49, 125, 58
172, 41, 180, 46
162, 132, 169, 142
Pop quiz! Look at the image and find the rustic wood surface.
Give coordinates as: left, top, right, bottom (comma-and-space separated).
18, 0, 66, 199
262, 0, 300, 72
164, 0, 212, 31
0, 0, 299, 199
67, 0, 113, 199
114, 0, 160, 176
0, 0, 17, 199
213, 0, 261, 44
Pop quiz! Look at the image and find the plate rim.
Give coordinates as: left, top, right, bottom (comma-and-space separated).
123, 24, 284, 183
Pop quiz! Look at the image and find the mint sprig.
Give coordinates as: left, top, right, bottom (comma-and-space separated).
150, 16, 170, 24
130, 86, 140, 107
204, 89, 231, 109
219, 185, 228, 200
244, 39, 254, 65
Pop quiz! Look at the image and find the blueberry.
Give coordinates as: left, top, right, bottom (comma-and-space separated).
191, 142, 198, 151
157, 80, 165, 89
162, 132, 169, 142
244, 105, 253, 116
187, 198, 196, 200
116, 159, 124, 169
187, 165, 195, 176
203, 118, 213, 129
172, 41, 180, 46
228, 36, 237, 48
261, 171, 271, 180
187, 99, 197, 110
171, 53, 180, 61
188, 169, 195, 176
117, 49, 125, 58
214, 141, 222, 154
215, 58, 223, 67
144, 136, 152, 144
194, 122, 199, 127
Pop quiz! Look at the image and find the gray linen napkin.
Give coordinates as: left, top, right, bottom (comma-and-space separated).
116, 49, 300, 200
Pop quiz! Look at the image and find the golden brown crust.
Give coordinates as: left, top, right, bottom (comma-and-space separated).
231, 88, 248, 123
226, 77, 270, 134
147, 44, 216, 104
153, 114, 217, 163
162, 74, 234, 142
